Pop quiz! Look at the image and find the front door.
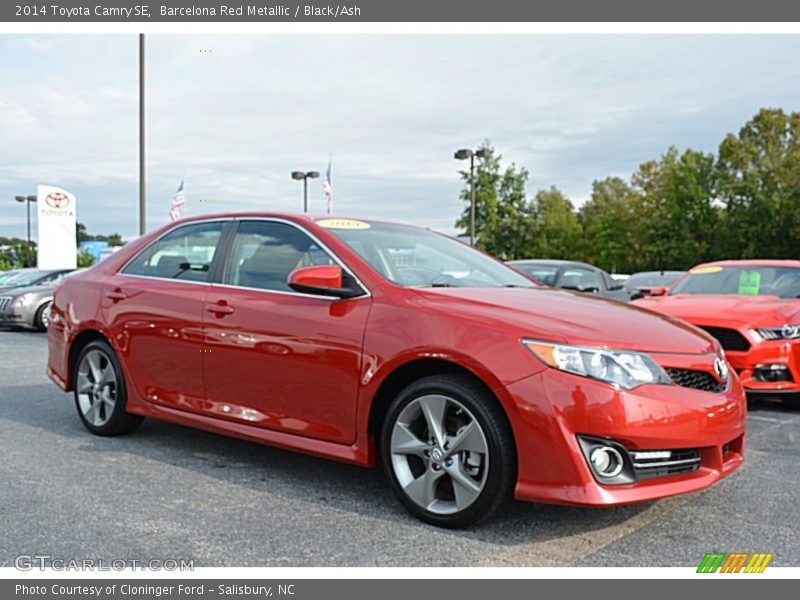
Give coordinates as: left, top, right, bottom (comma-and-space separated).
201, 220, 371, 444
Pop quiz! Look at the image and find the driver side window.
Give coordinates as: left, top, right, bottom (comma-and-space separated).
559, 267, 601, 291
223, 221, 334, 292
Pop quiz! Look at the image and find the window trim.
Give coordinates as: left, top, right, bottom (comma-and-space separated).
118, 218, 233, 285
118, 217, 370, 300
214, 218, 369, 300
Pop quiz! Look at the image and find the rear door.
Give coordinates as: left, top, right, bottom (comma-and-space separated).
101, 220, 229, 412
201, 219, 371, 444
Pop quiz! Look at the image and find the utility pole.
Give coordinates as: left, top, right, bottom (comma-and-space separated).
139, 33, 146, 235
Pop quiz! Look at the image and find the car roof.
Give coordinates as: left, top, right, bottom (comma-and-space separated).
507, 259, 593, 268
692, 259, 800, 269
174, 211, 414, 228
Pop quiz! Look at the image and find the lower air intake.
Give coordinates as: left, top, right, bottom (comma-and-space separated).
631, 448, 701, 480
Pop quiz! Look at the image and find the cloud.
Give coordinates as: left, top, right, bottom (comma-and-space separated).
0, 34, 798, 241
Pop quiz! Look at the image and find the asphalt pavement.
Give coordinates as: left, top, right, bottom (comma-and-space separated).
0, 330, 797, 567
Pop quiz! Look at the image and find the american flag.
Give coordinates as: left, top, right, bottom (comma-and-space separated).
169, 180, 186, 221
323, 158, 333, 215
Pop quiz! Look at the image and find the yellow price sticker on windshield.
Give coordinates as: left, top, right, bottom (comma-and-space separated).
689, 266, 723, 275
317, 218, 371, 230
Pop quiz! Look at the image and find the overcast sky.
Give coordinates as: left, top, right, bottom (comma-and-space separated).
0, 34, 798, 240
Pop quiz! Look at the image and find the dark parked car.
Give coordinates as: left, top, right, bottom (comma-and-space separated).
624, 270, 685, 300
506, 259, 629, 301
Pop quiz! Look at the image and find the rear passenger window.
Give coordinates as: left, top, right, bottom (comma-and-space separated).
224, 221, 334, 292
122, 222, 224, 282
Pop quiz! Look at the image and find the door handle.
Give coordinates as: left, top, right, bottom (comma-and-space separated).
206, 302, 235, 316
106, 289, 127, 302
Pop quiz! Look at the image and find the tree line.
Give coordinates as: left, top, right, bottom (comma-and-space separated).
456, 108, 800, 273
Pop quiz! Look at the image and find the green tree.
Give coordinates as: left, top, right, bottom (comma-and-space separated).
77, 248, 95, 268
715, 108, 800, 258
529, 187, 583, 259
581, 177, 640, 273
632, 147, 718, 270
455, 143, 535, 259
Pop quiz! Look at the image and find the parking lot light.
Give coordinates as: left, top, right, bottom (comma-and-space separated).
454, 146, 491, 246
291, 171, 320, 213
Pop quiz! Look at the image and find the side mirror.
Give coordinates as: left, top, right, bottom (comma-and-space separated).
288, 265, 362, 299
646, 286, 668, 297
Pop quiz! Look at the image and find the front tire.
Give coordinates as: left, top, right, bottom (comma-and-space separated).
381, 374, 516, 528
73, 340, 143, 436
34, 301, 51, 332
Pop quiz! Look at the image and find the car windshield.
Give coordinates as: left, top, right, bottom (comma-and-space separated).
0, 270, 22, 283
321, 220, 537, 288
510, 263, 559, 286
670, 265, 800, 299
626, 271, 683, 289
2, 270, 44, 286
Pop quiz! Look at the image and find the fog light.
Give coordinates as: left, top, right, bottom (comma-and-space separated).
753, 364, 793, 383
589, 446, 624, 478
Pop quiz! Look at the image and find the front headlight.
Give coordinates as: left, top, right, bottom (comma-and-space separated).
522, 339, 672, 390
11, 293, 31, 308
756, 325, 800, 341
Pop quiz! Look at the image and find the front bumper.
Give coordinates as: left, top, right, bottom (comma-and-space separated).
502, 363, 746, 507
0, 304, 36, 328
726, 339, 800, 396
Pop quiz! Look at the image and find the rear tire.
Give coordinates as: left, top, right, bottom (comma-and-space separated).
381, 373, 516, 528
73, 340, 143, 436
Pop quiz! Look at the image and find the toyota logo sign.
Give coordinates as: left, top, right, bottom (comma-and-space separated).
45, 192, 70, 209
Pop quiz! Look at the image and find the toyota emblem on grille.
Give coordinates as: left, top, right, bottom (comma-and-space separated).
714, 357, 729, 381
45, 192, 70, 209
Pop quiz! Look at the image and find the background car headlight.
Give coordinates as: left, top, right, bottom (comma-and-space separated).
756, 325, 800, 340
11, 293, 31, 308
522, 339, 672, 389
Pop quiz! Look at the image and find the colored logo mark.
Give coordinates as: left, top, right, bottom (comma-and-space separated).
697, 552, 773, 573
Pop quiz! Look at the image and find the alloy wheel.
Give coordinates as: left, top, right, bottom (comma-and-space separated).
76, 349, 118, 427
389, 394, 489, 515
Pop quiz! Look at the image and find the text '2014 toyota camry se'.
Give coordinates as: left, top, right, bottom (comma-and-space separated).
47, 213, 746, 527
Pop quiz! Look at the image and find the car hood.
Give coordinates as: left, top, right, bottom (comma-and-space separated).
411, 287, 715, 354
634, 294, 800, 328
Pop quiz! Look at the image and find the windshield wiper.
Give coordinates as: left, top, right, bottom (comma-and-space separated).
429, 282, 454, 288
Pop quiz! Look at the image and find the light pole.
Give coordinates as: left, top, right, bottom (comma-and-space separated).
291, 171, 320, 213
454, 147, 491, 246
14, 194, 37, 267
139, 33, 146, 235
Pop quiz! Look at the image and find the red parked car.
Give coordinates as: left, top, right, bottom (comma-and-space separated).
47, 214, 745, 527
634, 260, 800, 409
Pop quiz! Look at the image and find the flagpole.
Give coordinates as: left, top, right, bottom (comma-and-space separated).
138, 33, 146, 235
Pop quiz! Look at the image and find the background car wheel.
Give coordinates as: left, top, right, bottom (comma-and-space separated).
34, 301, 51, 332
73, 340, 144, 436
381, 373, 516, 528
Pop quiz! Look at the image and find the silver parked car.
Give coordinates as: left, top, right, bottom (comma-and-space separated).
0, 268, 73, 293
0, 283, 58, 331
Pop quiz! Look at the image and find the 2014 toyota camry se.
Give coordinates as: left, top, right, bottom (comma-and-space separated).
47, 213, 746, 527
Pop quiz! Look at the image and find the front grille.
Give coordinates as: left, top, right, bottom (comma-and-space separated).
631, 448, 701, 480
698, 326, 751, 351
666, 367, 727, 393
0, 296, 11, 312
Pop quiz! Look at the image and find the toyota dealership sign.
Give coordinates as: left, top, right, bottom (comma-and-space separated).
36, 184, 77, 269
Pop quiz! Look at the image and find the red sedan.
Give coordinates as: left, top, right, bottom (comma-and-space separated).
47, 214, 745, 527
634, 260, 800, 409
